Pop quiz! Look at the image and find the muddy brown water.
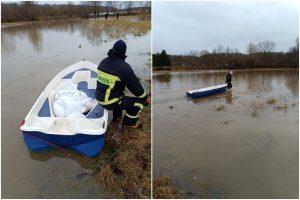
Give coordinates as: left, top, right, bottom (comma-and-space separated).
153, 69, 298, 198
1, 18, 150, 198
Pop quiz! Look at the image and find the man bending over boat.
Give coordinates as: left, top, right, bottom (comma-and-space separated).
95, 40, 149, 128
225, 71, 233, 89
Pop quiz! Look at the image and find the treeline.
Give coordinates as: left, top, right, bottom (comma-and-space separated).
153, 39, 299, 70
1, 1, 151, 23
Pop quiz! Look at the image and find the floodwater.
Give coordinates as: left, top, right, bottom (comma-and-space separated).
153, 69, 298, 198
2, 17, 150, 198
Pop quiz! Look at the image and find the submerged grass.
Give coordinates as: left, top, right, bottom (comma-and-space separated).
249, 100, 265, 117
274, 104, 288, 111
266, 97, 276, 105
249, 96, 291, 117
82, 15, 151, 41
90, 106, 151, 198
215, 105, 226, 111
153, 176, 180, 199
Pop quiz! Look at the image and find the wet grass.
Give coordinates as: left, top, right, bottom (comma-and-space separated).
266, 97, 276, 105
90, 106, 151, 198
249, 96, 292, 117
249, 100, 265, 117
221, 120, 234, 125
215, 105, 226, 111
274, 104, 288, 111
82, 15, 151, 41
153, 176, 180, 199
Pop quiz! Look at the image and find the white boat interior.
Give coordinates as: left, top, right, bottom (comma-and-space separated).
20, 60, 108, 136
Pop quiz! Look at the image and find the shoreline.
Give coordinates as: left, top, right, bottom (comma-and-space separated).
1, 14, 150, 28
153, 67, 299, 74
1, 18, 84, 28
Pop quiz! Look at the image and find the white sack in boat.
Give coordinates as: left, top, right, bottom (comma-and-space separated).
66, 110, 86, 119
53, 83, 95, 117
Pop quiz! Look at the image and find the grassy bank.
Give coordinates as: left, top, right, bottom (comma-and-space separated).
90, 106, 151, 199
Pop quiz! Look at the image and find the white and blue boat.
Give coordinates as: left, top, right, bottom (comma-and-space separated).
20, 60, 108, 157
186, 84, 228, 98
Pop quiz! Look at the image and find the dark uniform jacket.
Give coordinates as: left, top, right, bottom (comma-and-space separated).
226, 73, 232, 84
225, 73, 232, 89
95, 50, 147, 105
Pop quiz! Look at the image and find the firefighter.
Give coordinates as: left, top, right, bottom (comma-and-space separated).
95, 40, 149, 128
225, 70, 233, 89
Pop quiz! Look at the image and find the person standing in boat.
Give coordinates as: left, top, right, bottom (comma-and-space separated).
95, 40, 149, 128
225, 71, 233, 89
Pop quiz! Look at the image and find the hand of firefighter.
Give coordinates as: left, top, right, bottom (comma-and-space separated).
146, 96, 151, 105
141, 96, 150, 106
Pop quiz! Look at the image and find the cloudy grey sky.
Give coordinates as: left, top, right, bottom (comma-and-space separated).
153, 1, 299, 54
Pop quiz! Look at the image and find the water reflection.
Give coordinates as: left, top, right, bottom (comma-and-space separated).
154, 73, 171, 84
2, 17, 150, 54
154, 70, 299, 97
28, 150, 93, 169
1, 31, 16, 53
188, 91, 233, 106
28, 25, 43, 52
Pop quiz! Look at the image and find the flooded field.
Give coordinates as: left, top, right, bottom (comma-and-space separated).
1, 16, 150, 198
153, 69, 299, 198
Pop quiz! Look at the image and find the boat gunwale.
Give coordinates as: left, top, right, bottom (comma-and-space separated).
187, 84, 227, 94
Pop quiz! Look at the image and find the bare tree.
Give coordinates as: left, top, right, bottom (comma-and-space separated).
247, 42, 257, 54
67, 1, 73, 17
124, 1, 134, 14
86, 1, 102, 17
257, 41, 275, 53
22, 1, 37, 21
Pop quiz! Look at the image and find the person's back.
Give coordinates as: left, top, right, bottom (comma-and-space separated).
96, 40, 148, 128
95, 56, 127, 103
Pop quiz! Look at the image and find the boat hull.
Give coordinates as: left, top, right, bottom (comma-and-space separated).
22, 131, 105, 157
187, 85, 228, 98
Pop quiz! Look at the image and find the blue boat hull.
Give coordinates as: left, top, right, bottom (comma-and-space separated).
187, 86, 227, 98
22, 131, 105, 157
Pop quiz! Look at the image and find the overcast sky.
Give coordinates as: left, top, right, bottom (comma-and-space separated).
153, 1, 299, 54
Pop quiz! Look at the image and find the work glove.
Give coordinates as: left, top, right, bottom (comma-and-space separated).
139, 95, 150, 106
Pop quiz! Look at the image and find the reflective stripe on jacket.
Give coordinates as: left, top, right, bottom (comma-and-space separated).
95, 51, 147, 105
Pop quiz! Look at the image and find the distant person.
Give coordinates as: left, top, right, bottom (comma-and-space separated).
116, 12, 119, 19
225, 71, 233, 89
105, 12, 108, 20
95, 40, 149, 128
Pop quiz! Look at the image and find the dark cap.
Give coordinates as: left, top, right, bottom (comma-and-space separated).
112, 40, 127, 57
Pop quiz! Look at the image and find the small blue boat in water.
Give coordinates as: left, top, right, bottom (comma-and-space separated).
186, 84, 228, 98
20, 60, 108, 157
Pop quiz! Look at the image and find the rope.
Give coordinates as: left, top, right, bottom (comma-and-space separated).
21, 131, 67, 152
